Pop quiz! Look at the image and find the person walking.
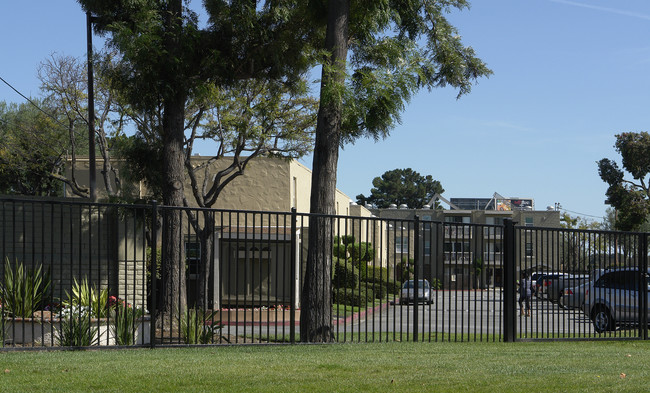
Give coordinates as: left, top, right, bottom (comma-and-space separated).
518, 272, 533, 317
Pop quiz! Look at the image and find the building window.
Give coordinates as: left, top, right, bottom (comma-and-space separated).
445, 216, 470, 224
525, 217, 534, 227
487, 242, 502, 254
396, 236, 408, 254
424, 240, 431, 256
444, 241, 470, 253
525, 242, 533, 257
185, 241, 201, 279
486, 216, 505, 226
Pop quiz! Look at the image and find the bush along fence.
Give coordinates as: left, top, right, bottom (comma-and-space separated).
1, 196, 649, 349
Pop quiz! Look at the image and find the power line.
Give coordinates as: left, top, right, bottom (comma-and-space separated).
561, 207, 606, 220
0, 75, 70, 131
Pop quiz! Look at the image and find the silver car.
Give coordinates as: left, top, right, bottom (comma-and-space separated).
400, 279, 433, 305
583, 268, 650, 333
560, 281, 590, 310
560, 270, 604, 310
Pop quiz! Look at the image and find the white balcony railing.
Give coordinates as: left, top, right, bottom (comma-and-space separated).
443, 252, 473, 264
483, 252, 504, 264
444, 226, 472, 239
483, 227, 503, 238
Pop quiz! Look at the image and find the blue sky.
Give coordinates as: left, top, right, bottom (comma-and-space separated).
2, 1, 650, 221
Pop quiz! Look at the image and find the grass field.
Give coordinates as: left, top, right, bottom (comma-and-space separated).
1, 340, 648, 392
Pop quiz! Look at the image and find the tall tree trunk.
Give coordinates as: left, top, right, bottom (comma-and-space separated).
197, 210, 215, 310
159, 0, 187, 320
300, 0, 349, 343
160, 93, 187, 318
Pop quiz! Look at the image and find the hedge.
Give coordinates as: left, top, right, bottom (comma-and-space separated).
332, 261, 359, 290
332, 287, 375, 307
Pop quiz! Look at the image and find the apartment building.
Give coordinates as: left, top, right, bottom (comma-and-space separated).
369, 195, 561, 289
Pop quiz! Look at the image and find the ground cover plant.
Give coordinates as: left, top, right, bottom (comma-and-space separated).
0, 341, 648, 392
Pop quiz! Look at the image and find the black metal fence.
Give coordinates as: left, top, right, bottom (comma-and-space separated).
1, 197, 648, 348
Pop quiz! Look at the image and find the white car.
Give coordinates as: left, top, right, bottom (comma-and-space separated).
400, 279, 433, 305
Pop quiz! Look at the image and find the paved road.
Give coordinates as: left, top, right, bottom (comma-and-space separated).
337, 290, 599, 339
225, 290, 635, 341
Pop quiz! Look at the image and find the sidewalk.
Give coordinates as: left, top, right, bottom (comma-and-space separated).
221, 301, 391, 327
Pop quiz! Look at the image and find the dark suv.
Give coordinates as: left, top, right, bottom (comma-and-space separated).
583, 268, 650, 333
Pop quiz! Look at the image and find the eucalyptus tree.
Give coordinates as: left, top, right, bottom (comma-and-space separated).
301, 0, 492, 342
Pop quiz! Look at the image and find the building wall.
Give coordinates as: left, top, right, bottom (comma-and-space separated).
0, 197, 147, 307
184, 156, 292, 212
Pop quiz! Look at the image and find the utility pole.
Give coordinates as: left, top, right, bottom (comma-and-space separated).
86, 11, 96, 201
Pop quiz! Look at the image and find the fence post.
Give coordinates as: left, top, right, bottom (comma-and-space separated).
150, 200, 158, 349
639, 233, 648, 340
290, 208, 297, 344
503, 218, 516, 342
413, 216, 420, 342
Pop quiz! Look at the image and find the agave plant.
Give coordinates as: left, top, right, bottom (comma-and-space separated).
180, 308, 222, 344
56, 305, 98, 346
110, 300, 144, 346
0, 258, 52, 318
63, 278, 109, 318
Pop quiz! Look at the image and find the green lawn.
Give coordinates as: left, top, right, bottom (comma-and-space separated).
1, 341, 648, 392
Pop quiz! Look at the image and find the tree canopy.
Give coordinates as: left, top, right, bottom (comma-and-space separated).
598, 132, 650, 231
356, 168, 444, 209
0, 101, 67, 196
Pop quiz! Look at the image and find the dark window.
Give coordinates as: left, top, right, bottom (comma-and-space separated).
596, 271, 639, 291
525, 242, 533, 257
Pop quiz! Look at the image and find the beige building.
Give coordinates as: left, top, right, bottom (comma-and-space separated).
370, 198, 561, 289
65, 156, 353, 214
65, 156, 377, 308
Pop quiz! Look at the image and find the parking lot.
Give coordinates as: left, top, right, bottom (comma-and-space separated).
340, 290, 633, 340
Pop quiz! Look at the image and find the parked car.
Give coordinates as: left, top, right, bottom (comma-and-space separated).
546, 274, 590, 303
560, 270, 604, 310
583, 267, 650, 333
533, 273, 568, 298
560, 281, 590, 310
400, 279, 433, 305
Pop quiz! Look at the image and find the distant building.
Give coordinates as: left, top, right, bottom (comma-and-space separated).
369, 193, 561, 289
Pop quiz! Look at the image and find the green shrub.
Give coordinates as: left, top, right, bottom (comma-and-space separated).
431, 278, 443, 290
363, 266, 388, 281
368, 283, 387, 299
396, 258, 414, 281
355, 261, 369, 280
332, 287, 375, 307
332, 261, 358, 290
363, 276, 400, 295
348, 242, 375, 263
0, 258, 52, 318
146, 247, 162, 280
332, 244, 348, 259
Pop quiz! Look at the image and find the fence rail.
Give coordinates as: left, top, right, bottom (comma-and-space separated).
1, 197, 648, 348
